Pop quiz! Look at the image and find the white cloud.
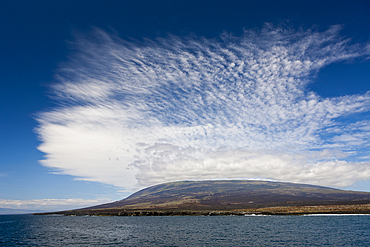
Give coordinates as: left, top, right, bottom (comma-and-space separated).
0, 199, 109, 212
36, 24, 370, 191
133, 144, 370, 188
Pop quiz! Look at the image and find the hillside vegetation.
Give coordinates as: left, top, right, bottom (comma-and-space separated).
88, 180, 370, 210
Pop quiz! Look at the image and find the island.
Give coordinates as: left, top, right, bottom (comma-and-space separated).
35, 180, 370, 216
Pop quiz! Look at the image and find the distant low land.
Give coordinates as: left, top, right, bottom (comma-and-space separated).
0, 208, 44, 215
36, 180, 370, 216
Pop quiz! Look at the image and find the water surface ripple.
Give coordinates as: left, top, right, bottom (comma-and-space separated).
1, 214, 369, 246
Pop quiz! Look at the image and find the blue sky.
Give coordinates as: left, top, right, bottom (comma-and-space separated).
1, 0, 370, 212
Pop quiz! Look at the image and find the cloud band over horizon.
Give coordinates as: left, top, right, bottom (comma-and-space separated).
36, 25, 370, 192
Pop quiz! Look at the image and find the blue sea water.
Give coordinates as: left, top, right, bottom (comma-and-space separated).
1, 214, 370, 246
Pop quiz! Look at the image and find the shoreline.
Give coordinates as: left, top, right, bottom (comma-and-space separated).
35, 204, 370, 216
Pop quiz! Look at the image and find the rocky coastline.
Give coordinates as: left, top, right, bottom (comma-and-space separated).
35, 204, 370, 216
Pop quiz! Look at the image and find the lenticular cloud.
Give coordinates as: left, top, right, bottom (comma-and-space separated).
36, 25, 370, 191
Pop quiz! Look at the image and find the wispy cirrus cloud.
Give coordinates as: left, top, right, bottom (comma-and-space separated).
36, 24, 370, 191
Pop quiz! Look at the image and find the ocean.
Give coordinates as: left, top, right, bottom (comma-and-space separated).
1, 214, 370, 246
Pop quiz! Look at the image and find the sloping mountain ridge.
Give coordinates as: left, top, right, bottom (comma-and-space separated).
86, 180, 370, 211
